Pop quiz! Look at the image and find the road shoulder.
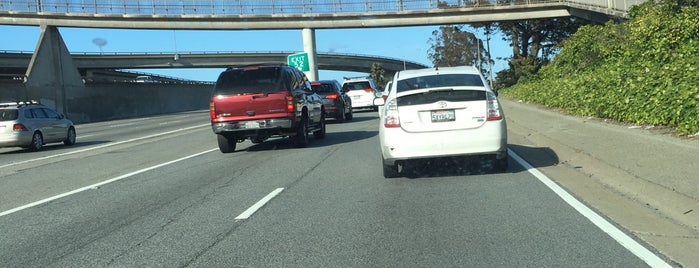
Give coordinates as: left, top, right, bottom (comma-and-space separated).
500, 96, 698, 268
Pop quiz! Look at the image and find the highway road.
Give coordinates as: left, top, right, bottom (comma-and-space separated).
0, 110, 674, 267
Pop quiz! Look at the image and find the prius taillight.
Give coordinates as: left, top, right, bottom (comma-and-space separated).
486, 92, 502, 121
383, 99, 400, 128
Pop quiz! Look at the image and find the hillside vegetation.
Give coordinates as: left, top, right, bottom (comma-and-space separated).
502, 2, 699, 135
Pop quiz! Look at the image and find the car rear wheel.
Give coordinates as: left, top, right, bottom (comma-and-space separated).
29, 132, 43, 151
494, 157, 508, 172
382, 157, 399, 178
217, 134, 236, 153
336, 107, 346, 123
293, 117, 309, 148
313, 114, 326, 139
64, 127, 76, 145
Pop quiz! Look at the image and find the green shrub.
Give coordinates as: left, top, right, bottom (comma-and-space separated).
502, 2, 699, 136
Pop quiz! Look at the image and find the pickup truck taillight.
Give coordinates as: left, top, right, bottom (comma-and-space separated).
209, 100, 216, 119
286, 95, 295, 113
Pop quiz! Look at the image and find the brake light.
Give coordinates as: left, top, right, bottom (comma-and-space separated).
486, 92, 502, 121
209, 100, 216, 119
12, 123, 27, 131
325, 94, 339, 100
286, 95, 295, 113
383, 99, 400, 128
364, 88, 373, 93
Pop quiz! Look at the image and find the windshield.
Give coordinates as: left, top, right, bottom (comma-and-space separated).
396, 74, 484, 93
213, 68, 283, 95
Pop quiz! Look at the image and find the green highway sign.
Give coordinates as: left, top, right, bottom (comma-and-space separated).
287, 52, 309, 72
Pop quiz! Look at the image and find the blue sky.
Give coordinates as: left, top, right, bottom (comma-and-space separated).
0, 25, 510, 83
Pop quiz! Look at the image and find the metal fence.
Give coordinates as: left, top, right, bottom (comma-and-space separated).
1, 0, 578, 16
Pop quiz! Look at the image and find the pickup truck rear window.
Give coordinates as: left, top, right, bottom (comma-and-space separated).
214, 68, 284, 95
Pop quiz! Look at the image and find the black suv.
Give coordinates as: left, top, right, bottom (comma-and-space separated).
209, 64, 326, 153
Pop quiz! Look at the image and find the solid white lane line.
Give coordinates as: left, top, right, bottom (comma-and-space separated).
508, 148, 672, 268
0, 123, 209, 169
0, 148, 218, 217
235, 188, 285, 220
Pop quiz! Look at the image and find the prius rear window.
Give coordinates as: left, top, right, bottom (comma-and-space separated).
396, 74, 484, 93
397, 90, 486, 106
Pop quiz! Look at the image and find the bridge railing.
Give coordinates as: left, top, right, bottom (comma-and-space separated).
0, 0, 650, 21
2, 0, 569, 16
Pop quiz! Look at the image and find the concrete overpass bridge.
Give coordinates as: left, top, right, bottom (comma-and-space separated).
0, 50, 429, 81
0, 0, 646, 122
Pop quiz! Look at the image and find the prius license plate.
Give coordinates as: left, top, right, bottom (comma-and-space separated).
431, 110, 455, 122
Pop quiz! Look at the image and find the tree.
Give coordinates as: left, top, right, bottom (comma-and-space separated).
369, 63, 390, 88
428, 25, 490, 72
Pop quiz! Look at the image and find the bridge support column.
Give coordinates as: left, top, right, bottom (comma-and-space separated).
302, 28, 319, 81
25, 25, 85, 117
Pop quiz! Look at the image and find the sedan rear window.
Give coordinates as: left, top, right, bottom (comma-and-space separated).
311, 83, 336, 93
0, 109, 18, 121
397, 90, 486, 107
396, 74, 484, 93
214, 68, 284, 95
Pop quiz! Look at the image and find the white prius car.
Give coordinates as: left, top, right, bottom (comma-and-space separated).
378, 66, 508, 178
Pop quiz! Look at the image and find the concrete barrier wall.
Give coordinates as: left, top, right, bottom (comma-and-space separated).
1, 81, 213, 123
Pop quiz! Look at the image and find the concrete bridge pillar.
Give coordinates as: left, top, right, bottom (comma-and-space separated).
302, 28, 319, 81
24, 25, 86, 117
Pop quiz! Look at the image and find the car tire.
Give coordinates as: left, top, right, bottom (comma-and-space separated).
29, 131, 43, 151
64, 127, 76, 145
382, 157, 399, 178
313, 114, 326, 139
217, 134, 236, 153
293, 116, 309, 148
336, 106, 346, 123
494, 157, 508, 172
251, 136, 266, 144
346, 106, 353, 120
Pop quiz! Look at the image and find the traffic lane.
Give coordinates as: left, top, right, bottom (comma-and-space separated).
0, 111, 210, 165
0, 125, 213, 212
0, 112, 661, 267
0, 114, 375, 267
190, 124, 653, 267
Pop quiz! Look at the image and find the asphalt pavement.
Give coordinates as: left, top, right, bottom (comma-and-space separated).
500, 96, 699, 268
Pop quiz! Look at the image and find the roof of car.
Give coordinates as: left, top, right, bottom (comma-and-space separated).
342, 76, 373, 82
0, 101, 43, 108
396, 66, 481, 79
310, 80, 338, 85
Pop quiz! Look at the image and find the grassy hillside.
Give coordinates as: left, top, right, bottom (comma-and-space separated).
502, 2, 699, 136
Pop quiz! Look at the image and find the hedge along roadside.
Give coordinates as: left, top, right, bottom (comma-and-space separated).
502, 2, 699, 136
